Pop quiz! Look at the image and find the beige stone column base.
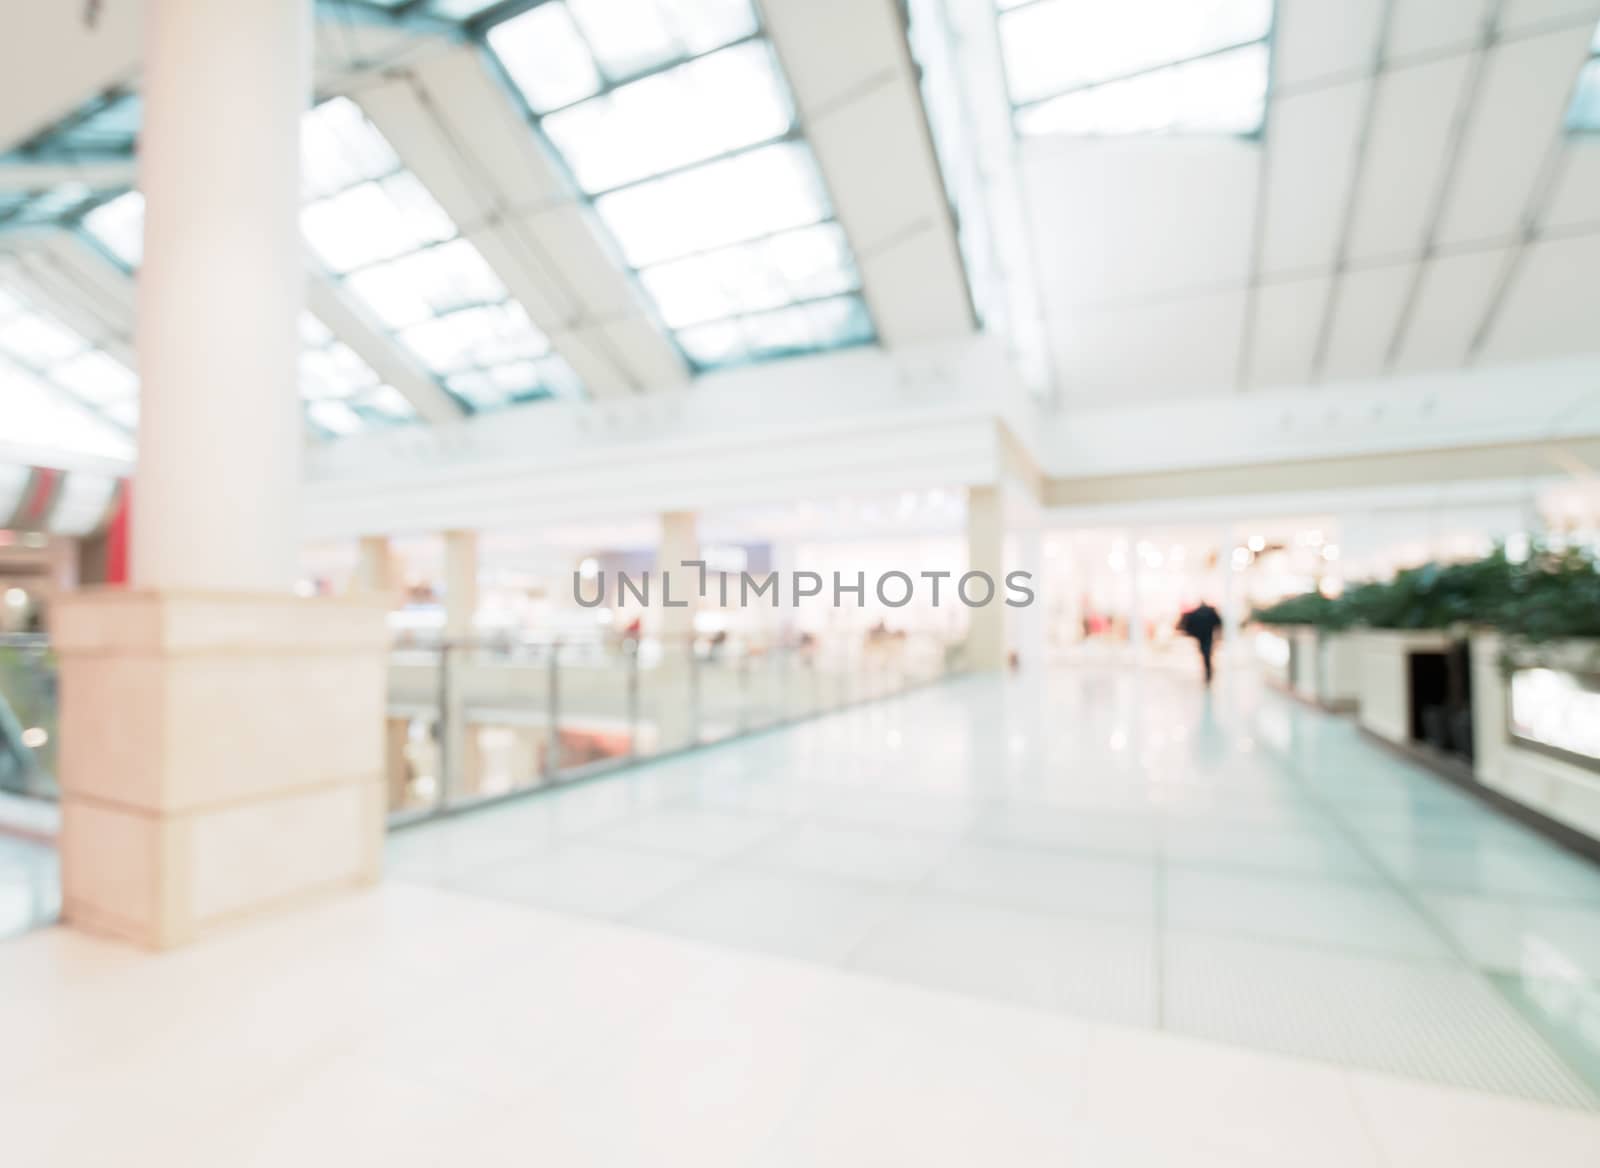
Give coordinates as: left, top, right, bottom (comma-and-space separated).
53, 590, 391, 950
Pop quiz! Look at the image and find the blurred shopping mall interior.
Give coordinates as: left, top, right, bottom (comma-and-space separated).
3, 0, 1600, 1163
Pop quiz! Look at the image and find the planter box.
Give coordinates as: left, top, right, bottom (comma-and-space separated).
1287, 627, 1360, 711
1356, 629, 1455, 747
1253, 627, 1293, 689
1289, 627, 1318, 700
1319, 631, 1362, 712
1471, 634, 1600, 845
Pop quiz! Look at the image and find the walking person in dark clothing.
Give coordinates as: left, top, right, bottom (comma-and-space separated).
1177, 601, 1223, 685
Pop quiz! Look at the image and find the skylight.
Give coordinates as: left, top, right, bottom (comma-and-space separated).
72, 98, 584, 430
0, 185, 107, 234
485, 0, 875, 370
997, 0, 1273, 137
299, 96, 583, 411
0, 270, 137, 459
1567, 22, 1600, 131
0, 358, 132, 462
298, 313, 419, 437
82, 191, 144, 267
78, 189, 421, 438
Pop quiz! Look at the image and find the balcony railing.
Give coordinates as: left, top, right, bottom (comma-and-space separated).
383, 631, 961, 824
0, 628, 963, 824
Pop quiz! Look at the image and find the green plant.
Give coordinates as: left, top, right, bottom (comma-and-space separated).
1249, 591, 1349, 629
1496, 546, 1600, 642
1251, 543, 1600, 642
1352, 552, 1517, 630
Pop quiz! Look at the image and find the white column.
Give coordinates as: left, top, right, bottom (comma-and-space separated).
443, 530, 478, 641
440, 530, 479, 795
658, 511, 698, 646
1010, 524, 1044, 674
131, 0, 309, 592
53, 0, 388, 950
657, 511, 698, 750
354, 535, 397, 595
1127, 532, 1144, 656
966, 485, 1006, 671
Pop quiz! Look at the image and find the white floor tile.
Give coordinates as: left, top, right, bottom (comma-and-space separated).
751, 820, 957, 885
929, 841, 1158, 921
1164, 865, 1458, 961
1351, 1069, 1600, 1167
851, 894, 1158, 1024
443, 841, 708, 918
586, 805, 787, 859
629, 866, 903, 964
1072, 1026, 1385, 1167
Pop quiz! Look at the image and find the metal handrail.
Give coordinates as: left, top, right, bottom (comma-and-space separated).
385, 629, 960, 826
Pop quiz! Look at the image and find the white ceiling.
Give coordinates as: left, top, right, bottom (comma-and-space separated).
1023, 0, 1600, 405
3, 0, 1599, 466
0, 0, 974, 459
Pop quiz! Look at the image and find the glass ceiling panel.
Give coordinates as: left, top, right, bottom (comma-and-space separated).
0, 273, 136, 448
343, 240, 509, 329
68, 97, 581, 420
487, 3, 604, 114
1567, 24, 1600, 131
595, 141, 829, 267
299, 310, 417, 437
566, 0, 759, 84
51, 93, 143, 156
301, 96, 401, 200
301, 172, 457, 274
1016, 43, 1269, 137
639, 221, 856, 328
676, 293, 872, 367
75, 196, 420, 438
0, 183, 107, 232
82, 191, 145, 266
542, 40, 791, 193
485, 2, 873, 371
0, 360, 133, 461
301, 97, 576, 409
999, 0, 1274, 137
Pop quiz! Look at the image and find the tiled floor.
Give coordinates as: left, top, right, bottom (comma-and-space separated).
5, 882, 1600, 1166
386, 666, 1600, 1110
5, 666, 1600, 1163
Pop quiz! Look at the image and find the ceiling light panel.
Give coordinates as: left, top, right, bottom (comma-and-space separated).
0, 269, 136, 444
301, 97, 579, 410
999, 0, 1274, 138
1567, 23, 1600, 131
484, 0, 874, 370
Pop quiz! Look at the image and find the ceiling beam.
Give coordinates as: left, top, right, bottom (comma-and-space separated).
355, 50, 690, 398
0, 160, 137, 191
303, 267, 465, 426
758, 0, 973, 346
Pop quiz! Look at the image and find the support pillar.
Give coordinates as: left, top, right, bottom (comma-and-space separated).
1128, 532, 1144, 657
354, 535, 398, 597
52, 0, 388, 950
440, 530, 480, 795
965, 485, 1006, 671
442, 530, 479, 642
1010, 524, 1044, 674
657, 510, 698, 750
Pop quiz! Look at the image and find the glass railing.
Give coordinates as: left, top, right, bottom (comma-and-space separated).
383, 631, 960, 824
0, 627, 961, 819
0, 635, 59, 799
